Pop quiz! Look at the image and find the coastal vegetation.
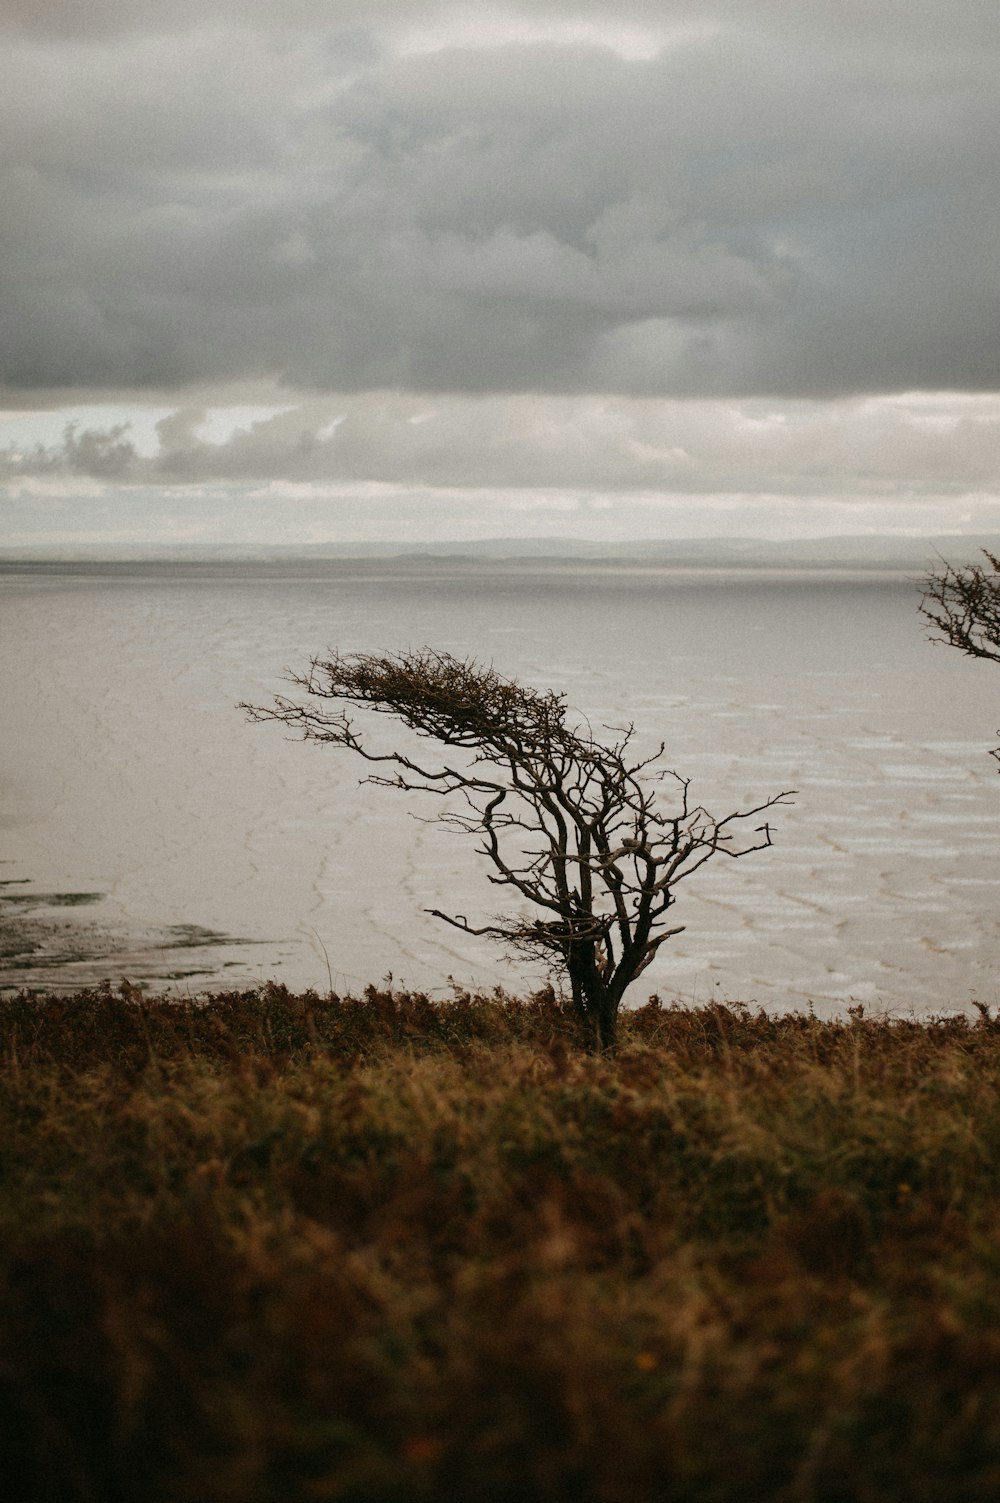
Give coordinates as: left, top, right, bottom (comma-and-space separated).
244, 649, 790, 1049
3, 982, 1000, 1500
921, 548, 1000, 767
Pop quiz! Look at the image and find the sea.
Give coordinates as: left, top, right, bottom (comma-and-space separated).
2, 558, 998, 1017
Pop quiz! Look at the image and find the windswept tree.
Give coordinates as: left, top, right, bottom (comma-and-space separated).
920, 549, 1000, 766
244, 650, 792, 1049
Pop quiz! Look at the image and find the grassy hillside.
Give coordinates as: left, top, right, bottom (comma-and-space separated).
3, 982, 1000, 1501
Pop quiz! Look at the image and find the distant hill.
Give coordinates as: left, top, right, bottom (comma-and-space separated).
2, 535, 998, 570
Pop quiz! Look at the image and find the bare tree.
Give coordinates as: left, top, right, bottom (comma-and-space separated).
920, 549, 1000, 766
243, 649, 792, 1049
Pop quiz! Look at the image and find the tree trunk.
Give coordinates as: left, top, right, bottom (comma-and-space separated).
568, 948, 618, 1052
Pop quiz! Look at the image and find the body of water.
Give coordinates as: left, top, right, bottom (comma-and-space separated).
2, 559, 997, 1015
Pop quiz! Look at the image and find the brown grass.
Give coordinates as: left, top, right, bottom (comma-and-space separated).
3, 982, 1000, 1500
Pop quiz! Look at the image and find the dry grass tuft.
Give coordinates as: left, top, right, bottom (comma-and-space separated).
3, 983, 1000, 1500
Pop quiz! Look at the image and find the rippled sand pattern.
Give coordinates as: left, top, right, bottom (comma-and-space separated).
2, 562, 997, 1014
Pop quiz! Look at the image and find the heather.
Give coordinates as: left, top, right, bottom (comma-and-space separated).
3, 983, 1000, 1501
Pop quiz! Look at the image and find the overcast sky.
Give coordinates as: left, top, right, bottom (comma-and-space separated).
3, 0, 1000, 546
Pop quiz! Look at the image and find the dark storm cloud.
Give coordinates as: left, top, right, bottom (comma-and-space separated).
2, 2, 999, 399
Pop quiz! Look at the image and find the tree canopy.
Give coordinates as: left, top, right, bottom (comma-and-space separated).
920, 550, 1000, 666
920, 549, 1000, 767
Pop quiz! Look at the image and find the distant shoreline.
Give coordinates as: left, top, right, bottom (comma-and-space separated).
1, 531, 996, 571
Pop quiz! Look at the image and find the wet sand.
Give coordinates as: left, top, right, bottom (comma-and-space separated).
2, 560, 998, 1015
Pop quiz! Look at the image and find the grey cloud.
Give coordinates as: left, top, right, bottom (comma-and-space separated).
61, 422, 136, 478
2, 421, 137, 480
3, 2, 993, 47
5, 394, 999, 500
0, 0, 422, 41
1, 5, 999, 399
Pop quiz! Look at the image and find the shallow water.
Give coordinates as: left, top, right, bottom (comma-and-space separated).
2, 559, 998, 1015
